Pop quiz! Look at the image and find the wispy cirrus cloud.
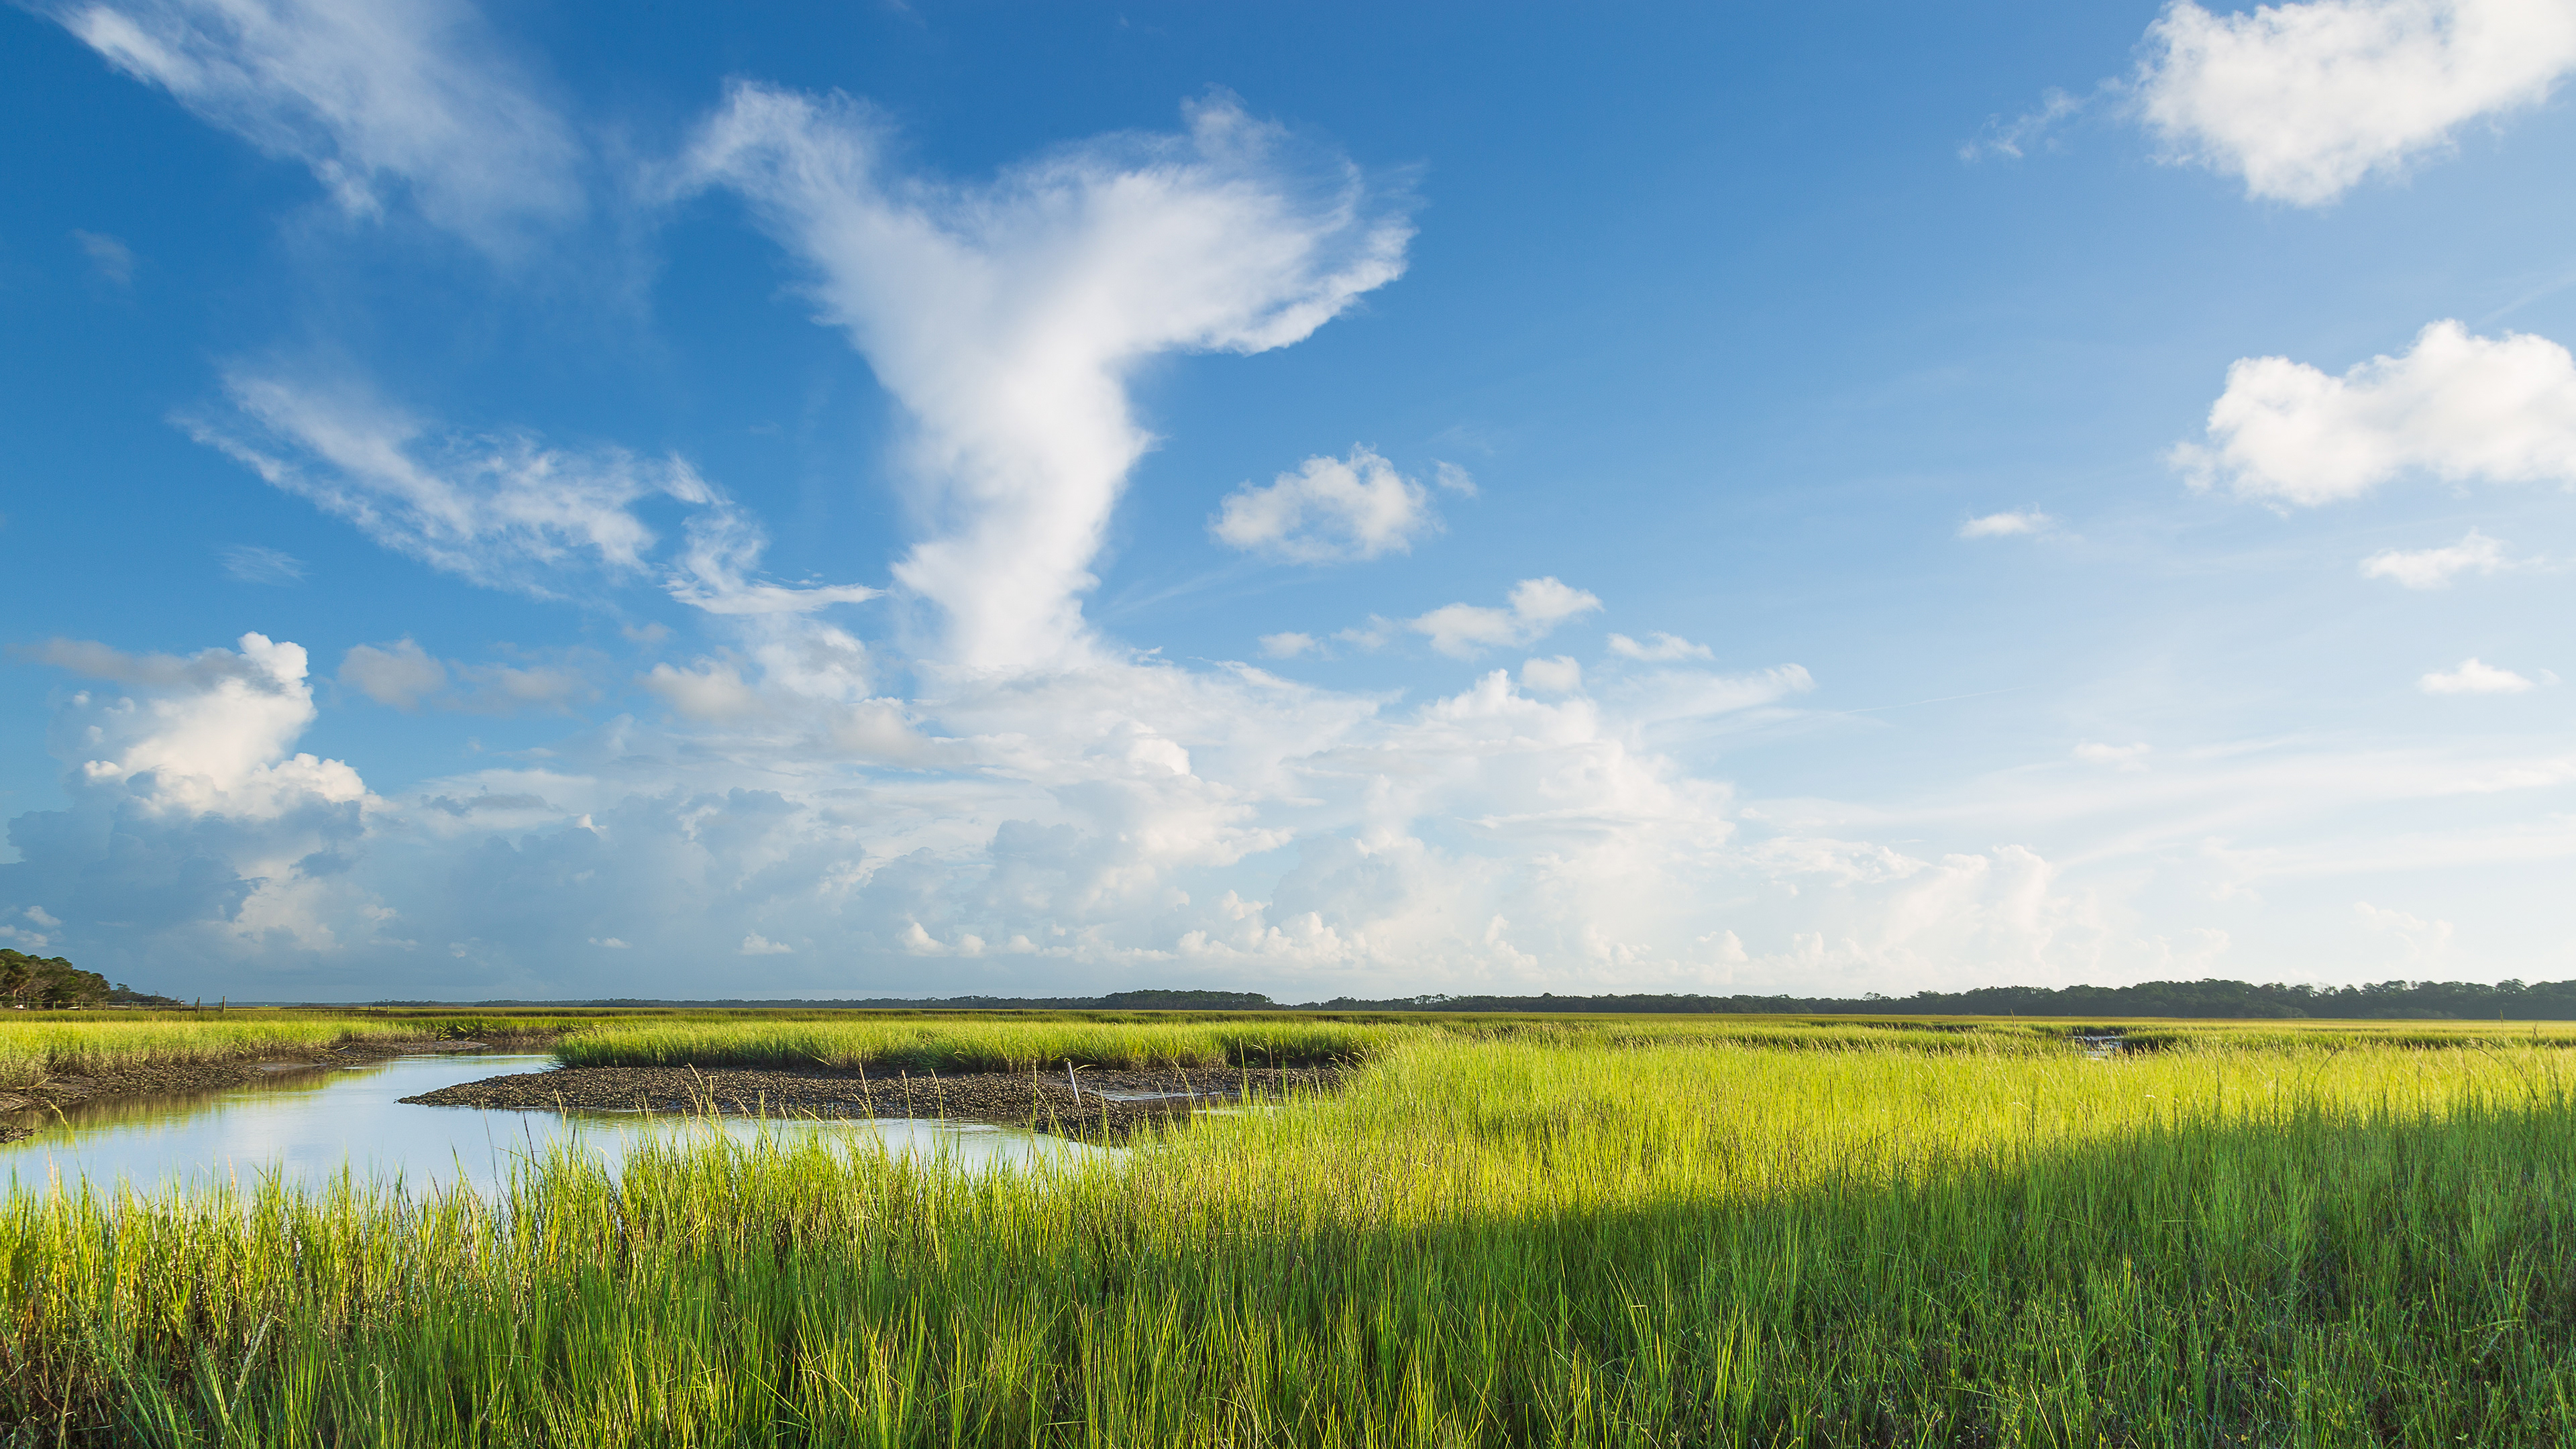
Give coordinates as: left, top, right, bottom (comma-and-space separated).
219, 543, 305, 584
1607, 631, 1713, 663
189, 368, 877, 615
1957, 510, 2055, 539
46, 0, 584, 254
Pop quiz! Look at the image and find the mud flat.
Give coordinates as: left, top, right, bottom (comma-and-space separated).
403, 1063, 1340, 1140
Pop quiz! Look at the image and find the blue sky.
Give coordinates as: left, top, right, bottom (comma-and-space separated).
8, 0, 2576, 1001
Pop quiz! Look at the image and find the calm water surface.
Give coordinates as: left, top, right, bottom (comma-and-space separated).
1, 1053, 1106, 1198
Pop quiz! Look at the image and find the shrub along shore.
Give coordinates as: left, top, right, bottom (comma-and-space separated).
6, 1022, 2576, 1442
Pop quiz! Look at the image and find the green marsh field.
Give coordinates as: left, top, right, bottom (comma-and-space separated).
9, 1009, 2576, 1445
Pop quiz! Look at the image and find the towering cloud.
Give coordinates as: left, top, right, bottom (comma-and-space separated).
681, 86, 1413, 673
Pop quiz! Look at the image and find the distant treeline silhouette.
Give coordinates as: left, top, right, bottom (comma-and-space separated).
351, 979, 2576, 1020
1296, 978, 2576, 1019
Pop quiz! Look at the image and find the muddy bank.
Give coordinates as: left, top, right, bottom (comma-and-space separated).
403, 1063, 1341, 1140
0, 1037, 549, 1144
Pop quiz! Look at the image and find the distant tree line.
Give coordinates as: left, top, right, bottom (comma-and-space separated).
1299, 979, 2576, 1019
360, 979, 2576, 1020
0, 951, 180, 1009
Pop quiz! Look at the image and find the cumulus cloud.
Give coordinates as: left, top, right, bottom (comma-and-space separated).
2419, 657, 2536, 693
47, 0, 583, 254
2359, 528, 2516, 588
640, 659, 766, 722
25, 632, 367, 817
2135, 0, 2576, 205
680, 85, 1411, 672
1607, 631, 1713, 663
1519, 656, 1582, 694
5, 633, 380, 963
1957, 510, 2054, 539
1258, 632, 1317, 659
1212, 447, 1439, 562
2174, 321, 2576, 505
339, 638, 447, 710
1410, 578, 1603, 658
739, 932, 792, 955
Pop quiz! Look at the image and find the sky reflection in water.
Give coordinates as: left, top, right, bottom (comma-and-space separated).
1, 1053, 1106, 1198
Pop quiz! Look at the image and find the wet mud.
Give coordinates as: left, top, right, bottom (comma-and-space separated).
402, 1063, 1340, 1140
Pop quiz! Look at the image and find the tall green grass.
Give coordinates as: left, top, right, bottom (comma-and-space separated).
549, 1016, 1399, 1072
11, 1034, 2576, 1442
0, 1014, 586, 1090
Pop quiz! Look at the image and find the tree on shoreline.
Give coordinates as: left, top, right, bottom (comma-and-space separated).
0, 950, 172, 1008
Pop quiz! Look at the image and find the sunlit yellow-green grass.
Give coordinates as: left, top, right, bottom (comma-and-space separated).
541, 1008, 2576, 1074
12, 1031, 2576, 1444
0, 1012, 594, 1089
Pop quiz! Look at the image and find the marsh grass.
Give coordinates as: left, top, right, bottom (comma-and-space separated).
0, 1014, 607, 1091
9, 1031, 2576, 1443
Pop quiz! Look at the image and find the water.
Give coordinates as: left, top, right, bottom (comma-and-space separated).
1, 1053, 1107, 1199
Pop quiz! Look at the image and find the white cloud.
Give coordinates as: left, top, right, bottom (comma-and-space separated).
1960, 87, 2088, 162
590, 936, 629, 949
191, 370, 877, 616
2135, 0, 2576, 206
1410, 577, 1603, 658
50, 0, 582, 254
219, 543, 305, 584
739, 932, 792, 955
341, 639, 594, 715
2074, 741, 2154, 771
2357, 900, 2453, 963
2419, 657, 2537, 693
449, 661, 592, 716
2175, 321, 2576, 506
1432, 462, 1477, 496
1211, 447, 1438, 562
339, 639, 447, 710
27, 633, 368, 819
2359, 528, 2515, 588
1607, 631, 1713, 663
1519, 656, 1583, 694
193, 373, 679, 594
681, 85, 1411, 673
1957, 510, 2054, 539
640, 659, 766, 722
1258, 632, 1318, 659
71, 229, 134, 284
